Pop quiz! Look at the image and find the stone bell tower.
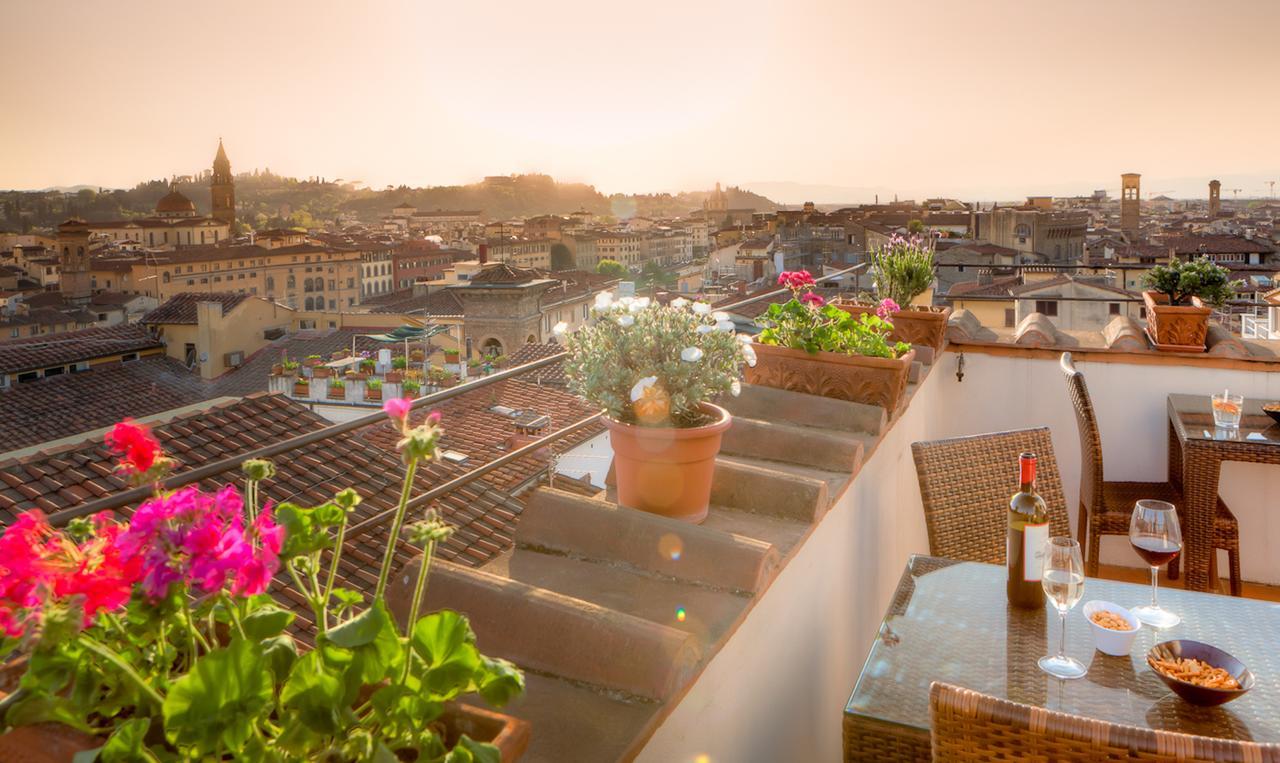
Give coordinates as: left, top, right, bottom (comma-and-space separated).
1120, 173, 1140, 242
211, 138, 235, 227
1208, 179, 1221, 217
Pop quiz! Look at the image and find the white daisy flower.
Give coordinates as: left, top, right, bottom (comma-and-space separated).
691, 302, 711, 315
681, 346, 704, 363
630, 375, 658, 402
634, 297, 651, 309
712, 311, 730, 321
716, 320, 735, 332
594, 292, 614, 310
552, 321, 568, 336
618, 314, 635, 327
730, 379, 742, 397
741, 343, 757, 367
618, 296, 635, 309
695, 324, 715, 334
670, 297, 689, 309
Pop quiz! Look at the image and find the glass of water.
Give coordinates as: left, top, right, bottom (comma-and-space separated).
1039, 536, 1087, 680
1212, 392, 1243, 429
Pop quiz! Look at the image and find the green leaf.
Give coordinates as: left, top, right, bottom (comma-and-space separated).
446, 735, 502, 763
276, 503, 331, 557
261, 633, 299, 684
411, 611, 481, 697
99, 718, 153, 763
344, 602, 403, 687
4, 691, 92, 732
162, 638, 272, 755
280, 650, 348, 735
476, 656, 525, 708
326, 602, 390, 648
242, 606, 296, 641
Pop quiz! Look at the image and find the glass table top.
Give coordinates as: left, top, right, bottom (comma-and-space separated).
1169, 393, 1280, 445
846, 556, 1280, 742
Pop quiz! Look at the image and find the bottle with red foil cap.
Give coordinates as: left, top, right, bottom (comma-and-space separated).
1007, 452, 1049, 608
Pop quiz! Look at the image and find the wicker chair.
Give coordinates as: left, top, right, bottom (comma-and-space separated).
930, 682, 1280, 762
911, 427, 1071, 563
1060, 353, 1241, 595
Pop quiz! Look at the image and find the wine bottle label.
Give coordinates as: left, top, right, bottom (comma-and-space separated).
1023, 522, 1049, 581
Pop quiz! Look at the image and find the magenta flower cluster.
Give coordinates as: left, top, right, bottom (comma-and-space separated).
117, 484, 283, 599
777, 270, 816, 290
875, 298, 901, 319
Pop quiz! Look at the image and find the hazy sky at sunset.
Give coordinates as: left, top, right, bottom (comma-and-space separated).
4, 0, 1278, 201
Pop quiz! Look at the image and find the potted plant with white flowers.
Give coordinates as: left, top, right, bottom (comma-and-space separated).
563, 293, 752, 523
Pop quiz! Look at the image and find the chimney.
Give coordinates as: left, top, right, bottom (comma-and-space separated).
478, 243, 488, 264
736, 281, 747, 297
508, 412, 551, 454
977, 268, 994, 286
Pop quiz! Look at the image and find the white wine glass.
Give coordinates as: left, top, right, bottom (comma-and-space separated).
1038, 536, 1087, 680
1129, 499, 1182, 628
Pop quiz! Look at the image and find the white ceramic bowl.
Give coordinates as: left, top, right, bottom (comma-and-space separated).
1083, 600, 1141, 656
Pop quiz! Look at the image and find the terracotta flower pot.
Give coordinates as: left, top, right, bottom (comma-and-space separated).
293, 380, 310, 396
312, 367, 332, 379
441, 703, 531, 762
385, 371, 404, 384
834, 302, 952, 354
605, 402, 731, 524
1143, 290, 1210, 352
366, 388, 383, 402
271, 364, 284, 376
328, 387, 346, 400
745, 341, 915, 418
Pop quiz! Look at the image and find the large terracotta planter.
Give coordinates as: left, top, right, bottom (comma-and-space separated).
606, 403, 731, 524
833, 302, 952, 354
293, 380, 310, 396
745, 342, 915, 417
1143, 291, 1210, 352
365, 388, 383, 402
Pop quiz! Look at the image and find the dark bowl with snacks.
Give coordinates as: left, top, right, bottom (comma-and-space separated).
1147, 640, 1254, 707
1263, 403, 1280, 426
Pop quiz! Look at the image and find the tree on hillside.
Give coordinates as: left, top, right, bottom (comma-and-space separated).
550, 243, 575, 271
596, 259, 627, 278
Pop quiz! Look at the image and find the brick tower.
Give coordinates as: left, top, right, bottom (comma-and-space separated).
1120, 173, 1141, 242
1209, 179, 1221, 217
211, 138, 235, 227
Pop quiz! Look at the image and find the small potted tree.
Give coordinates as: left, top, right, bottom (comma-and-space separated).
1142, 256, 1238, 352
328, 378, 346, 400
748, 271, 915, 417
835, 233, 950, 353
365, 377, 384, 402
565, 295, 750, 523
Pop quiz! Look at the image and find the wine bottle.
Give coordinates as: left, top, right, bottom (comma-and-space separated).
1007, 452, 1049, 608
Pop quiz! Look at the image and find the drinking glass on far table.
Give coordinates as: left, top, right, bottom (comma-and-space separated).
1129, 499, 1182, 628
1212, 391, 1243, 429
1038, 536, 1087, 680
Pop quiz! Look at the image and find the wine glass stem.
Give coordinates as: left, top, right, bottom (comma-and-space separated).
1058, 609, 1068, 660
1150, 565, 1159, 610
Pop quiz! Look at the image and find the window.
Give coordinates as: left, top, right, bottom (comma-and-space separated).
328, 299, 336, 310
266, 276, 276, 292
347, 278, 355, 288
1109, 303, 1121, 315
1034, 300, 1059, 316
43, 366, 65, 378
1004, 308, 1015, 327
121, 353, 138, 363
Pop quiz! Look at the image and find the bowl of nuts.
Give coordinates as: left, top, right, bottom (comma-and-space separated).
1082, 600, 1140, 656
1263, 402, 1280, 426
1148, 640, 1254, 706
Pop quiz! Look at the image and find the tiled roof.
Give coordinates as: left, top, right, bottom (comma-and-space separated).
469, 262, 540, 285
1165, 235, 1276, 256
0, 356, 215, 454
360, 376, 602, 492
212, 329, 391, 397
0, 394, 529, 628
0, 324, 162, 374
359, 287, 464, 316
141, 292, 250, 325
503, 343, 569, 387
946, 275, 1023, 298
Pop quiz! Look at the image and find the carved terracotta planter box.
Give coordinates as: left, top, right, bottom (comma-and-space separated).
745, 342, 915, 417
1142, 291, 1210, 353
833, 302, 952, 353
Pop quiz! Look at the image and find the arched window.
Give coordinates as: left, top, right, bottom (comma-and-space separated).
287, 275, 296, 289
266, 276, 276, 293
304, 278, 313, 293
162, 272, 171, 283
480, 338, 503, 357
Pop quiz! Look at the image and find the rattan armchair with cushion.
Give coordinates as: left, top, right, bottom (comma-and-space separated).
1060, 352, 1241, 595
911, 427, 1071, 563
930, 682, 1279, 762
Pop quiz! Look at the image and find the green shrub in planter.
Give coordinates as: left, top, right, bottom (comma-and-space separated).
1143, 256, 1239, 307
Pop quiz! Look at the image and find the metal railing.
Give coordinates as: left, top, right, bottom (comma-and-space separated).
46, 262, 867, 528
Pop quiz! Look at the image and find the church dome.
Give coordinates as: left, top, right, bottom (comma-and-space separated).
155, 186, 196, 216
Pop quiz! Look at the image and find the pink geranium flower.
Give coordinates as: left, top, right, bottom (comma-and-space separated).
383, 396, 414, 424
876, 298, 901, 319
104, 419, 162, 475
777, 270, 816, 290
800, 292, 826, 308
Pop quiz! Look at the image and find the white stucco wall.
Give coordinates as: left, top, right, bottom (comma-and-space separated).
639, 350, 1280, 763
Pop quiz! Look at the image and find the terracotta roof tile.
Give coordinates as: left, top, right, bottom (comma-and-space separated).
0, 324, 163, 375
140, 292, 251, 325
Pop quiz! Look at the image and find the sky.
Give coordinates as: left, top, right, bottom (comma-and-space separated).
3, 0, 1279, 202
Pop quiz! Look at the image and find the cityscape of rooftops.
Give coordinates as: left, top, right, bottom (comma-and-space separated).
2, 2, 1280, 762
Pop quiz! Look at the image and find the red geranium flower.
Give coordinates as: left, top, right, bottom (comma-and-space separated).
104, 419, 162, 475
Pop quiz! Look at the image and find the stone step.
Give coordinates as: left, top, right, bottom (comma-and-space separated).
387, 558, 700, 702
721, 383, 886, 436
701, 504, 810, 557
504, 548, 750, 645
709, 454, 829, 523
720, 415, 865, 474
517, 488, 780, 593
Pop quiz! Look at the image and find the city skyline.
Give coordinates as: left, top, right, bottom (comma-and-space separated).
4, 0, 1279, 200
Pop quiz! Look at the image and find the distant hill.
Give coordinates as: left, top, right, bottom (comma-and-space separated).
2, 172, 780, 232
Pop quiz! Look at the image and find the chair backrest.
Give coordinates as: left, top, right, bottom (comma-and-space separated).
1060, 352, 1104, 515
911, 427, 1070, 563
930, 682, 1280, 763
